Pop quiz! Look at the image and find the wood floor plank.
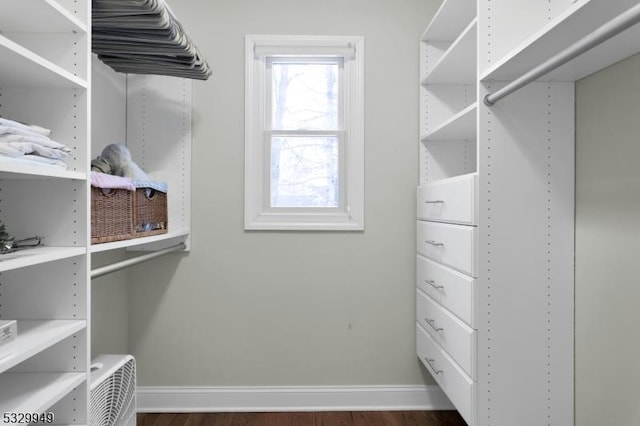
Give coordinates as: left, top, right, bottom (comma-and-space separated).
315, 411, 352, 426
136, 411, 467, 426
351, 411, 393, 426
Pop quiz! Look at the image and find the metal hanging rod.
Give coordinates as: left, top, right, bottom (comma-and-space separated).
484, 2, 640, 106
91, 243, 186, 279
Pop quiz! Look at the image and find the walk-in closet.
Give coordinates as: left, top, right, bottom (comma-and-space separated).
0, 1, 638, 425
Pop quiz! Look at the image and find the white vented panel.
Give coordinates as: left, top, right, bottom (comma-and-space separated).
90, 355, 136, 426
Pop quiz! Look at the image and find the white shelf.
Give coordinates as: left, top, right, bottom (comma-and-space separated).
421, 0, 477, 41
0, 160, 86, 181
481, 0, 640, 82
0, 0, 87, 33
421, 171, 478, 186
422, 19, 477, 85
91, 230, 189, 253
421, 103, 477, 142
0, 372, 85, 415
0, 321, 86, 375
0, 35, 88, 89
0, 247, 86, 273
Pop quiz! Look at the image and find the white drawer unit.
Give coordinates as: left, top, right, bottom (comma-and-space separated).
416, 323, 475, 425
416, 255, 475, 327
417, 173, 478, 225
417, 289, 476, 379
416, 221, 477, 277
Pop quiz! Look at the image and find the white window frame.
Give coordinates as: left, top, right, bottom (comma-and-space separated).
245, 35, 364, 231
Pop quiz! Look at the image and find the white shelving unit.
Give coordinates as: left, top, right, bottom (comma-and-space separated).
0, 247, 86, 273
480, 0, 640, 81
0, 0, 87, 33
421, 19, 477, 85
0, 321, 86, 374
420, 103, 477, 142
0, 0, 91, 423
0, 162, 86, 180
0, 0, 194, 420
418, 0, 640, 425
91, 230, 190, 254
91, 56, 192, 254
0, 372, 87, 413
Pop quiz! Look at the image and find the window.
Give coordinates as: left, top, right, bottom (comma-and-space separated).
245, 35, 364, 230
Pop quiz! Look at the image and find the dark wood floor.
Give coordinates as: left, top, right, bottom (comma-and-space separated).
137, 411, 467, 426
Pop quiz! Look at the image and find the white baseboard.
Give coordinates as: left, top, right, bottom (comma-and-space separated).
137, 385, 454, 413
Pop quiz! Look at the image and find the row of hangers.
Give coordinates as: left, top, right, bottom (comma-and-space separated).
92, 0, 212, 80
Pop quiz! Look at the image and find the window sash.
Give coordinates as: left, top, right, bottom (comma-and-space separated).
264, 56, 346, 212
265, 56, 345, 132
264, 131, 347, 213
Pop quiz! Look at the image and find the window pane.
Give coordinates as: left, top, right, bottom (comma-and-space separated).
271, 62, 339, 131
271, 136, 339, 208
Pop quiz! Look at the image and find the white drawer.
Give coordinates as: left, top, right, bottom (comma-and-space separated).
417, 289, 476, 379
417, 221, 477, 277
417, 255, 475, 328
417, 173, 478, 225
417, 323, 475, 425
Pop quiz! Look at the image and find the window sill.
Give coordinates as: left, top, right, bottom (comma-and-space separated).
245, 212, 364, 231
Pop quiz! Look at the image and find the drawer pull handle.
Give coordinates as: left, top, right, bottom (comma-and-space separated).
425, 318, 444, 332
424, 358, 443, 375
425, 240, 444, 247
424, 200, 444, 204
425, 279, 444, 290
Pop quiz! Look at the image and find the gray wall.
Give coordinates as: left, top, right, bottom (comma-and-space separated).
126, 0, 438, 386
575, 53, 640, 426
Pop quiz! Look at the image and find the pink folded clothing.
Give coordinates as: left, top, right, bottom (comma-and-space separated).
91, 171, 136, 191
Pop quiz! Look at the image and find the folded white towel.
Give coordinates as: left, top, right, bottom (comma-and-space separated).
0, 141, 70, 159
0, 117, 51, 137
0, 133, 71, 152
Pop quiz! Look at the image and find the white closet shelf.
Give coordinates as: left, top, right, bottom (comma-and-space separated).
0, 163, 86, 181
0, 372, 85, 415
421, 0, 477, 42
0, 0, 87, 33
421, 103, 477, 142
0, 35, 88, 89
0, 247, 86, 273
91, 229, 189, 253
481, 0, 640, 82
0, 320, 86, 375
422, 171, 478, 185
422, 19, 477, 85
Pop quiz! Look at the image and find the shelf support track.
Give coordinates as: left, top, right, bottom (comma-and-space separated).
484, 2, 640, 106
91, 243, 186, 279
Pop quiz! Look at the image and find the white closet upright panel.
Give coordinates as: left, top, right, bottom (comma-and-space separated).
476, 81, 575, 425
0, 0, 91, 423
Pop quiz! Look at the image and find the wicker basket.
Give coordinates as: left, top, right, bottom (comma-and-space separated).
91, 186, 135, 244
134, 187, 168, 238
